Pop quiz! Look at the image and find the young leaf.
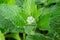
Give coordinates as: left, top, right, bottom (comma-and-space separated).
23, 0, 40, 19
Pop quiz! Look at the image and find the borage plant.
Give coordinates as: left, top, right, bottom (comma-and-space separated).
0, 0, 60, 40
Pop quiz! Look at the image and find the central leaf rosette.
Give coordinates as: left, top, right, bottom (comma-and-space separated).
0, 0, 42, 35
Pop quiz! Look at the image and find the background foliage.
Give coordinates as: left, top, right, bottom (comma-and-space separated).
0, 0, 60, 40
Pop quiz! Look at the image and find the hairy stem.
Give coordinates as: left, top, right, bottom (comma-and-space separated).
23, 32, 26, 40
0, 31, 5, 40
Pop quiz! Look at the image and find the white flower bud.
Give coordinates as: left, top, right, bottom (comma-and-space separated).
27, 16, 35, 24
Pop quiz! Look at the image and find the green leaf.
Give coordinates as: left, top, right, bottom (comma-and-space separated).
38, 8, 51, 30
26, 32, 60, 40
44, 0, 60, 5
35, 0, 60, 9
26, 33, 53, 40
0, 0, 15, 4
15, 0, 24, 7
0, 5, 25, 33
50, 4, 60, 38
36, 0, 60, 5
0, 0, 7, 4
37, 4, 60, 40
6, 0, 15, 5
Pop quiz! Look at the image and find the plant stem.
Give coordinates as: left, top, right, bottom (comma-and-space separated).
23, 32, 26, 40
0, 31, 5, 40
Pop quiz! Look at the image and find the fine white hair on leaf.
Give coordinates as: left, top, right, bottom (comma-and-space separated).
26, 16, 35, 24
